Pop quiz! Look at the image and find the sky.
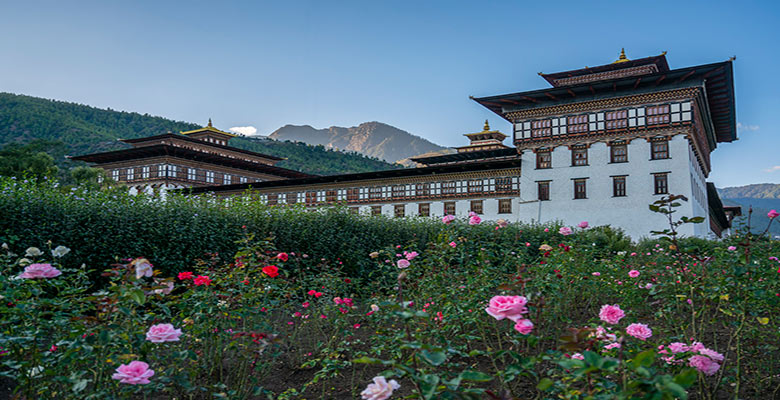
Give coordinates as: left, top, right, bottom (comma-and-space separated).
1, 0, 778, 187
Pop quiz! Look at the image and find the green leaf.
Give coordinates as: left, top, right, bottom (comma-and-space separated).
583, 351, 602, 368
537, 378, 553, 391
459, 370, 492, 382
418, 349, 446, 366
72, 379, 89, 393
632, 349, 656, 368
665, 382, 688, 399
673, 368, 698, 387
128, 288, 145, 305
418, 374, 440, 399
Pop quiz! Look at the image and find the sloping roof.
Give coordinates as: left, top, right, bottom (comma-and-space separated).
71, 144, 311, 179
472, 60, 736, 144
180, 158, 522, 194
410, 148, 518, 165
539, 52, 670, 87
707, 182, 730, 231
120, 133, 283, 161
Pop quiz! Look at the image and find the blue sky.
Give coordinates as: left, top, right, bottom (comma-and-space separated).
1, 0, 778, 187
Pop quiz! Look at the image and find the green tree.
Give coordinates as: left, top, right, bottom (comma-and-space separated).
0, 143, 58, 180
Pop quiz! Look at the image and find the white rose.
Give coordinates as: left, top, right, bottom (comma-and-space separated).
52, 245, 71, 258
25, 247, 43, 257
361, 376, 400, 400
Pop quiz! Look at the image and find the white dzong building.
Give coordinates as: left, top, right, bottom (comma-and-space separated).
185, 50, 736, 239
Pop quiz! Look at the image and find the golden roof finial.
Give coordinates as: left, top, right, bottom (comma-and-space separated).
613, 48, 629, 64
483, 119, 490, 131
208, 118, 212, 127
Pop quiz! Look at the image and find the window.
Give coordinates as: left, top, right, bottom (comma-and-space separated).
306, 191, 317, 205
267, 193, 278, 205
394, 204, 405, 218
610, 141, 628, 163
187, 168, 196, 181
239, 176, 247, 183
468, 180, 484, 194
496, 177, 512, 192
369, 186, 382, 200
112, 170, 120, 181
571, 145, 588, 166
288, 193, 298, 204
573, 179, 587, 199
416, 183, 430, 197
442, 182, 456, 195
444, 201, 456, 215
538, 181, 550, 201
371, 206, 382, 216
531, 119, 551, 137
392, 185, 405, 198
567, 115, 588, 133
127, 168, 135, 181
418, 203, 430, 217
223, 174, 232, 185
470, 200, 483, 215
651, 138, 669, 160
613, 176, 627, 197
205, 171, 215, 183
347, 188, 359, 201
646, 105, 670, 125
498, 199, 512, 214
141, 166, 150, 179
326, 190, 337, 203
169, 165, 178, 178
536, 150, 552, 169
605, 110, 628, 130
654, 173, 669, 195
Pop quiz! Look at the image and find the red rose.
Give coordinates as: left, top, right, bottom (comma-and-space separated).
262, 265, 279, 278
277, 253, 289, 262
177, 272, 193, 280
193, 275, 212, 286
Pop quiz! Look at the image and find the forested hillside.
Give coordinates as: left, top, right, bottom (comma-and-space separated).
0, 92, 399, 175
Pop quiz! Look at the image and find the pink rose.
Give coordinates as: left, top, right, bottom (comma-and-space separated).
496, 219, 509, 228
598, 304, 625, 325
131, 258, 153, 279
571, 353, 584, 360
442, 215, 455, 224
361, 376, 400, 400
111, 361, 154, 384
628, 270, 640, 278
19, 263, 61, 279
448, 241, 457, 248
689, 355, 720, 375
514, 319, 534, 335
145, 323, 182, 343
768, 209, 779, 219
727, 246, 737, 251
592, 272, 601, 276
405, 251, 419, 261
625, 323, 652, 341
604, 342, 621, 350
396, 259, 410, 269
578, 221, 589, 229
485, 295, 528, 322
698, 348, 724, 362
559, 226, 573, 236
667, 342, 689, 353
469, 215, 482, 225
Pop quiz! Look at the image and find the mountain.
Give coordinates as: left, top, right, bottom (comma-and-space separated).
268, 122, 448, 163
718, 183, 780, 236
0, 92, 399, 176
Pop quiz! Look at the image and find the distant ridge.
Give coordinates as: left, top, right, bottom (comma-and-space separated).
718, 183, 780, 235
268, 121, 447, 163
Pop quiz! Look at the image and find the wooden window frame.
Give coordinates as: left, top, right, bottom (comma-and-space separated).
573, 179, 587, 200
371, 206, 382, 216
498, 199, 512, 214
470, 200, 483, 215
394, 204, 405, 218
536, 151, 552, 169
654, 173, 669, 195
418, 203, 430, 217
610, 141, 628, 163
650, 138, 670, 160
571, 145, 588, 166
537, 181, 550, 201
612, 175, 627, 197
443, 201, 456, 216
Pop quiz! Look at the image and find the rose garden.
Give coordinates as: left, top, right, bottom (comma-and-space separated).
0, 178, 778, 399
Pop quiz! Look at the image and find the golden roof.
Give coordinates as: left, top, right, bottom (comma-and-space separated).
612, 48, 630, 64
180, 118, 236, 137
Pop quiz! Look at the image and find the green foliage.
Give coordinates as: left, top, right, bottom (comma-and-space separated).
0, 92, 400, 176
0, 141, 59, 180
